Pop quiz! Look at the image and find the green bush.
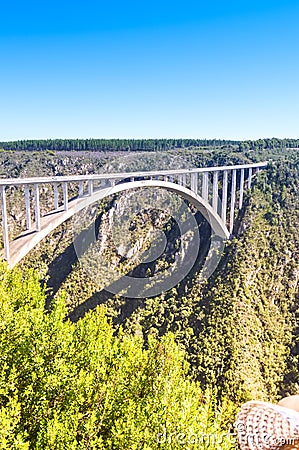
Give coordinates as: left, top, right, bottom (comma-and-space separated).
0, 263, 236, 449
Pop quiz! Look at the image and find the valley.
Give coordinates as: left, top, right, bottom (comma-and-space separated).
0, 140, 298, 448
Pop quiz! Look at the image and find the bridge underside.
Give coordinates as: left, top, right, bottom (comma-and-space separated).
6, 180, 229, 267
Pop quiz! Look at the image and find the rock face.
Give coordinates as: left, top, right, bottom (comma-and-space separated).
73, 186, 212, 300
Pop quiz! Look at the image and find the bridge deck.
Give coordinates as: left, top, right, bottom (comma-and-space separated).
0, 161, 268, 185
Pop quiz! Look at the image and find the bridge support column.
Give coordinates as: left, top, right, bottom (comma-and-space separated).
53, 182, 59, 210
248, 167, 252, 189
25, 185, 31, 230
212, 171, 219, 213
229, 169, 237, 234
221, 170, 228, 224
1, 186, 10, 263
239, 168, 245, 209
88, 180, 93, 196
202, 172, 209, 201
78, 181, 84, 197
34, 184, 41, 232
63, 182, 68, 211
191, 173, 198, 194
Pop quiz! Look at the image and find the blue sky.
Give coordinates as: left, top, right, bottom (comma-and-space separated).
1, 0, 299, 141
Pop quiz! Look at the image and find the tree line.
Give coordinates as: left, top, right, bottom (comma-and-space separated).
1, 137, 299, 152
238, 138, 299, 151
0, 138, 239, 152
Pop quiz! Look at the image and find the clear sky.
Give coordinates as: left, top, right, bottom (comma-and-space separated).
1, 0, 299, 141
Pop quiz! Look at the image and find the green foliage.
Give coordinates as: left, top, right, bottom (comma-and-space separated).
122, 161, 299, 403
0, 138, 239, 152
2, 147, 299, 446
0, 263, 236, 449
1, 137, 299, 157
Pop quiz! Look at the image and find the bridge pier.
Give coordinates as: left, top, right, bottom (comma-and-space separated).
63, 182, 68, 211
25, 185, 31, 230
221, 170, 228, 223
34, 184, 41, 232
248, 167, 253, 189
1, 186, 9, 263
229, 169, 237, 234
212, 171, 219, 213
239, 168, 245, 209
191, 173, 198, 194
53, 182, 59, 210
78, 181, 84, 197
88, 180, 94, 196
202, 172, 209, 201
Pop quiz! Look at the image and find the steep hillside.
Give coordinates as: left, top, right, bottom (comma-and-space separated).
1, 149, 298, 406
124, 160, 299, 402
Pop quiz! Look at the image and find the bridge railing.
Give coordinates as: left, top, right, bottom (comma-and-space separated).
0, 161, 268, 186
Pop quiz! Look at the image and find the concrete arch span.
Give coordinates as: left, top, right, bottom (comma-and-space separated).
7, 179, 229, 267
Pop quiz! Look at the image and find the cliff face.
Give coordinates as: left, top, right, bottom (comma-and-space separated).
41, 186, 212, 323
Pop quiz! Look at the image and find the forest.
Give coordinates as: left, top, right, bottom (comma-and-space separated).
0, 141, 298, 449
1, 137, 299, 153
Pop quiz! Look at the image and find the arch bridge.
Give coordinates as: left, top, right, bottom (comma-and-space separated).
0, 162, 267, 267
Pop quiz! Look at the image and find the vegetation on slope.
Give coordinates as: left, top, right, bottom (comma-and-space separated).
123, 160, 299, 402
0, 144, 299, 447
0, 263, 236, 449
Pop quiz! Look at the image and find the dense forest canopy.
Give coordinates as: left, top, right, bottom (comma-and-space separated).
0, 139, 238, 152
1, 137, 299, 152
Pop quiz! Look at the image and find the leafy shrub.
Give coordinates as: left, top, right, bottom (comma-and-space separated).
0, 263, 236, 449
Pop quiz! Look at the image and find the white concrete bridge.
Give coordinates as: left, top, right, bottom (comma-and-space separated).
0, 162, 267, 267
